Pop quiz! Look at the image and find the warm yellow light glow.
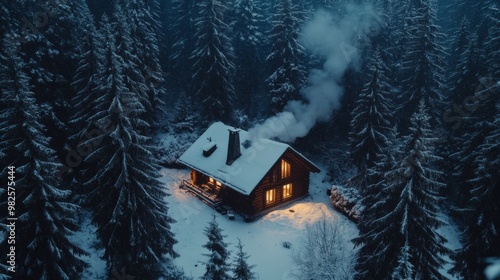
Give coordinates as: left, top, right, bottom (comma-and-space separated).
191, 170, 197, 183
281, 159, 291, 179
283, 183, 292, 198
208, 177, 222, 190
266, 189, 276, 205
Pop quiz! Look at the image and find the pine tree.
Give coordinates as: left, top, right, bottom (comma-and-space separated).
0, 2, 11, 41
191, 0, 236, 123
81, 16, 178, 279
372, 0, 405, 81
353, 143, 401, 280
398, 0, 447, 132
201, 215, 231, 280
123, 0, 167, 128
484, 3, 500, 79
448, 18, 471, 76
17, 1, 95, 152
446, 18, 482, 111
231, 239, 256, 280
354, 101, 449, 279
443, 19, 482, 206
266, 0, 307, 113
450, 5, 499, 277
390, 100, 449, 279
349, 51, 394, 175
453, 115, 500, 278
391, 238, 414, 280
70, 14, 103, 136
0, 34, 88, 279
232, 0, 264, 117
169, 0, 198, 91
111, 3, 152, 129
451, 6, 500, 274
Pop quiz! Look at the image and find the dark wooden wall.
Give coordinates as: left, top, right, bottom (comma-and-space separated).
191, 148, 315, 217
249, 150, 311, 214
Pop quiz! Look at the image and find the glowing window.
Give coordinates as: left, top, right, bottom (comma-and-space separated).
209, 177, 214, 184
283, 183, 292, 199
281, 159, 291, 179
266, 189, 276, 205
215, 180, 222, 191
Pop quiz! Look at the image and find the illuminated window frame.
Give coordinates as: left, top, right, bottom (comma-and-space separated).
283, 183, 292, 199
209, 177, 222, 190
281, 159, 291, 179
265, 189, 276, 205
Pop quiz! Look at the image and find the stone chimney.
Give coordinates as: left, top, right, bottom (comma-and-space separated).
226, 129, 241, 165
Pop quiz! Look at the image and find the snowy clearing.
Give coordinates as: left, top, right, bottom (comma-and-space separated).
160, 168, 359, 279
76, 167, 462, 279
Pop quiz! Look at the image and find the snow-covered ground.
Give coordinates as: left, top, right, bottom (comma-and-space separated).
160, 168, 359, 279
438, 212, 462, 279
76, 167, 463, 279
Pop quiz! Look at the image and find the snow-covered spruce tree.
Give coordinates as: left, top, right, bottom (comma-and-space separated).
231, 239, 256, 280
149, 0, 165, 38
447, 18, 472, 82
0, 2, 11, 41
265, 0, 307, 114
445, 18, 483, 112
452, 111, 500, 279
448, 95, 499, 277
353, 141, 401, 280
191, 0, 236, 124
390, 100, 449, 279
450, 5, 500, 278
349, 51, 394, 178
391, 237, 414, 280
70, 14, 103, 138
16, 1, 94, 151
65, 9, 105, 192
371, 0, 405, 80
122, 0, 167, 129
111, 3, 151, 122
169, 0, 198, 91
354, 101, 449, 280
201, 215, 231, 280
398, 0, 446, 132
232, 0, 264, 117
0, 34, 88, 279
451, 7, 500, 274
484, 3, 500, 79
81, 17, 177, 279
443, 19, 482, 205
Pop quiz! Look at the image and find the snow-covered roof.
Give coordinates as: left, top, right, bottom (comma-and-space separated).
178, 122, 319, 195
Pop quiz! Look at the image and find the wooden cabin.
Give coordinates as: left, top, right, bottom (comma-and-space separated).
178, 122, 320, 220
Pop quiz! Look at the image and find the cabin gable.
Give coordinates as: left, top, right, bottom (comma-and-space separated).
246, 149, 313, 215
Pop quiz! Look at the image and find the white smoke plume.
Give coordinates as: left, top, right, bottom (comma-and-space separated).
248, 5, 377, 143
